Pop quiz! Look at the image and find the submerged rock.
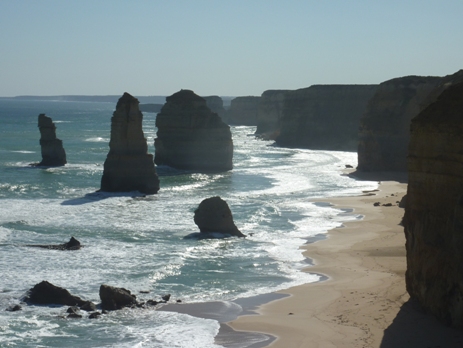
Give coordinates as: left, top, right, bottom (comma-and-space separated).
99, 284, 138, 310
100, 92, 160, 194
404, 81, 463, 328
26, 236, 81, 250
36, 113, 67, 166
24, 281, 86, 307
154, 90, 233, 172
194, 196, 245, 237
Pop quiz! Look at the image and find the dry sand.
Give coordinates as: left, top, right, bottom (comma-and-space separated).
228, 174, 463, 347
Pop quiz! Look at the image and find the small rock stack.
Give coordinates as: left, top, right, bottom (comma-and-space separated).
37, 113, 67, 166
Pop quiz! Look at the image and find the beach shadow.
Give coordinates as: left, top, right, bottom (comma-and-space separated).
347, 170, 408, 184
380, 299, 463, 347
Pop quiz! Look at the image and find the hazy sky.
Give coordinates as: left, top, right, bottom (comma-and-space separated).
1, 0, 462, 97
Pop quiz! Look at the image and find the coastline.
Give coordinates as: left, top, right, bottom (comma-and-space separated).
227, 172, 463, 347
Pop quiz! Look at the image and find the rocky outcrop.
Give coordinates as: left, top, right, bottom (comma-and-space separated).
25, 236, 81, 250
99, 284, 138, 310
203, 96, 226, 121
276, 85, 377, 150
225, 96, 260, 125
194, 196, 245, 237
154, 90, 233, 172
100, 92, 160, 194
24, 281, 87, 306
357, 76, 442, 171
255, 90, 289, 137
404, 81, 463, 328
37, 114, 67, 166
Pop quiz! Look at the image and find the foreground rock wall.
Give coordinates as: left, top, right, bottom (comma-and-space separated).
404, 81, 463, 327
255, 90, 289, 137
154, 90, 233, 172
226, 96, 260, 125
101, 92, 159, 194
276, 85, 377, 151
37, 114, 67, 166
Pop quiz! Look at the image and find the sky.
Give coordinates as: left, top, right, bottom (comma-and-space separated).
1, 0, 462, 97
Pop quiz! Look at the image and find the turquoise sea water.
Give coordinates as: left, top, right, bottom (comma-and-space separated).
0, 99, 377, 347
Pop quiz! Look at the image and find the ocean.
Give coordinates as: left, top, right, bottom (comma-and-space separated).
0, 99, 377, 347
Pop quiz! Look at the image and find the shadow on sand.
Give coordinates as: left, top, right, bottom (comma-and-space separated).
380, 298, 463, 347
346, 170, 408, 184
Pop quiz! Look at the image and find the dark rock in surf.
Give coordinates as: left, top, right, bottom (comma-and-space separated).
36, 113, 67, 166
101, 92, 160, 194
154, 90, 233, 172
26, 236, 81, 250
5, 304, 22, 312
194, 196, 245, 237
24, 281, 86, 307
99, 284, 138, 310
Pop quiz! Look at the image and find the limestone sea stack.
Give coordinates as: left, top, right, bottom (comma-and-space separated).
100, 92, 160, 194
275, 85, 378, 151
203, 95, 226, 122
194, 196, 245, 237
154, 90, 233, 172
37, 113, 67, 166
404, 81, 463, 327
255, 90, 289, 137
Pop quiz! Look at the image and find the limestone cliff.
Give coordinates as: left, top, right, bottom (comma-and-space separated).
37, 113, 67, 166
225, 96, 260, 126
255, 90, 289, 137
154, 90, 233, 172
357, 76, 442, 171
276, 85, 377, 150
404, 81, 463, 328
100, 92, 159, 194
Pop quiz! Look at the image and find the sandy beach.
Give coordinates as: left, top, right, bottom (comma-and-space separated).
228, 173, 463, 347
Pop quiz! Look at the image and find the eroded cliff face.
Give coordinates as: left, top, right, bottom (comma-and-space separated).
154, 90, 233, 172
100, 92, 159, 194
276, 85, 377, 151
255, 90, 289, 137
225, 96, 260, 126
37, 113, 67, 166
404, 81, 463, 328
357, 76, 441, 171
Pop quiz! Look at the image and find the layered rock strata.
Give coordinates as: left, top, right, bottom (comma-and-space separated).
276, 85, 378, 150
357, 76, 442, 171
255, 90, 289, 137
154, 90, 233, 172
404, 81, 463, 327
225, 96, 260, 125
194, 196, 245, 237
37, 113, 67, 166
100, 92, 159, 194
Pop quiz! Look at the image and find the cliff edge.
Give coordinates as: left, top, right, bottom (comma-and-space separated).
404, 81, 463, 327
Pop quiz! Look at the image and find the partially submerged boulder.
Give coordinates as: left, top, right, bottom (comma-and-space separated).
101, 92, 160, 194
26, 236, 81, 250
194, 196, 245, 237
24, 281, 86, 307
99, 284, 138, 310
154, 90, 233, 172
37, 114, 67, 166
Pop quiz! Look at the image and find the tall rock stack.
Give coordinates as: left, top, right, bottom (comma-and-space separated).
276, 85, 377, 151
37, 113, 67, 166
203, 96, 226, 122
100, 92, 160, 194
154, 90, 233, 172
404, 81, 463, 327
